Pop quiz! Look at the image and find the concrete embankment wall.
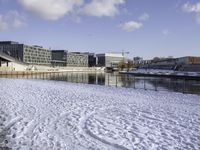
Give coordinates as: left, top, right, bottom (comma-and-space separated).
0, 58, 105, 72
0, 65, 105, 74
0, 62, 27, 71
31, 65, 105, 72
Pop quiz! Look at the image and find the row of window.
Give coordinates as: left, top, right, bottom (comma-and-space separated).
24, 55, 51, 58
24, 59, 50, 63
24, 46, 49, 52
24, 49, 50, 53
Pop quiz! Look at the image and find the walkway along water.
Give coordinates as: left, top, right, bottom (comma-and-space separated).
0, 71, 200, 95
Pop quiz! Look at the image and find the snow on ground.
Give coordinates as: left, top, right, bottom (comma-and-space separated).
131, 69, 175, 74
0, 78, 200, 150
131, 69, 200, 77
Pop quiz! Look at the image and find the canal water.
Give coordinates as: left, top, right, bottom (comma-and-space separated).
0, 72, 200, 95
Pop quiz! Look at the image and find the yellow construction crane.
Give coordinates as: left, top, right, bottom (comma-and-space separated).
121, 50, 129, 57
121, 50, 130, 63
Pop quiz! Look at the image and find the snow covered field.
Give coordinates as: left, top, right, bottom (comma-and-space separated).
0, 78, 200, 150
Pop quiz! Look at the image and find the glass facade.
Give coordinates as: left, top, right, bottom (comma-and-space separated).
67, 52, 89, 67
0, 41, 51, 65
23, 45, 51, 65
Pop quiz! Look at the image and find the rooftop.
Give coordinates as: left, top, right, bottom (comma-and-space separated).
0, 41, 19, 45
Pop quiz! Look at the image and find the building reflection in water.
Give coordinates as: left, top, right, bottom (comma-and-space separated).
0, 72, 200, 94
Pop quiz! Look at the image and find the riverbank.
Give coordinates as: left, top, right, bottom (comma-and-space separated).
0, 65, 105, 72
0, 67, 105, 75
120, 69, 200, 80
0, 79, 200, 149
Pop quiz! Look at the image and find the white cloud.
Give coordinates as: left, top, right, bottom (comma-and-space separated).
0, 11, 25, 32
82, 0, 125, 17
120, 21, 143, 32
138, 13, 149, 21
182, 2, 200, 13
17, 0, 125, 20
182, 2, 200, 25
18, 0, 84, 20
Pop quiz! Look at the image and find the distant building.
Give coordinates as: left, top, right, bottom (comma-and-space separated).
67, 52, 96, 67
133, 57, 143, 65
152, 58, 176, 65
0, 41, 51, 65
176, 56, 200, 65
175, 56, 200, 72
139, 56, 200, 71
96, 54, 105, 67
147, 56, 200, 66
96, 53, 124, 68
88, 53, 96, 67
51, 50, 67, 66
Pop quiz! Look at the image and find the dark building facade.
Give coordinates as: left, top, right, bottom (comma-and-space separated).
0, 41, 51, 65
51, 50, 67, 66
96, 54, 105, 67
88, 53, 96, 67
0, 41, 24, 61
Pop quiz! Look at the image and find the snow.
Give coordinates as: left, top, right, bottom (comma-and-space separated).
132, 69, 175, 74
0, 78, 200, 150
131, 69, 200, 77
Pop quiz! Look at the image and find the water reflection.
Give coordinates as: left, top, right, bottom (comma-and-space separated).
0, 72, 200, 95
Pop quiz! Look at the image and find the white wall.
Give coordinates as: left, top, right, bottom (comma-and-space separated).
0, 61, 27, 71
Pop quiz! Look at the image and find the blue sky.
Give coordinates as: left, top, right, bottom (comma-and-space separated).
0, 0, 200, 59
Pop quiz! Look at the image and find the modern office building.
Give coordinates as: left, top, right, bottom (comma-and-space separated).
51, 50, 67, 66
0, 41, 51, 65
0, 41, 129, 68
67, 52, 96, 67
0, 41, 23, 61
67, 52, 88, 67
88, 53, 96, 67
96, 53, 124, 68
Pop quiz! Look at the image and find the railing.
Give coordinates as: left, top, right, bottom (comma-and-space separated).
0, 71, 200, 95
